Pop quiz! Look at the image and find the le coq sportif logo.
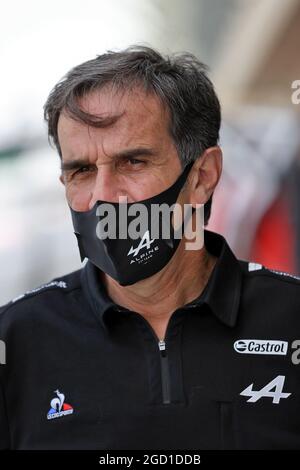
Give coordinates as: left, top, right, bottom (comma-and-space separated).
47, 389, 74, 420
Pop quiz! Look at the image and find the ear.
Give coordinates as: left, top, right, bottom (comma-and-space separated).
189, 146, 222, 207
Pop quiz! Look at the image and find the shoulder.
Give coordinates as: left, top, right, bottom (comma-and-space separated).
238, 260, 300, 312
239, 261, 300, 286
0, 268, 83, 334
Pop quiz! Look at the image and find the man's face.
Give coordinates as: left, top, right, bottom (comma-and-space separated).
58, 87, 183, 211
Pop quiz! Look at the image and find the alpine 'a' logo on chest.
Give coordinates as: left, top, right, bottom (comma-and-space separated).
240, 375, 291, 404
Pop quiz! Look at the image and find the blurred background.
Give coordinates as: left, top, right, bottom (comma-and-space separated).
1, 0, 300, 304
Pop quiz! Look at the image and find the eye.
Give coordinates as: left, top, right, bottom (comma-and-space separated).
121, 157, 147, 168
75, 165, 95, 175
126, 157, 144, 165
77, 165, 90, 173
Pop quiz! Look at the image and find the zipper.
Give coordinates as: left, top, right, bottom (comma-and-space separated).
158, 339, 171, 404
132, 312, 172, 405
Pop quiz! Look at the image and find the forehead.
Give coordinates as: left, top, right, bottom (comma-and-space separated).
57, 86, 171, 156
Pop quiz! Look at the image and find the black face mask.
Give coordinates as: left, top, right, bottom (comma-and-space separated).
70, 162, 193, 286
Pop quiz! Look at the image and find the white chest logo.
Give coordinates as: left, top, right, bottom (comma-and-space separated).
240, 375, 291, 404
234, 339, 288, 355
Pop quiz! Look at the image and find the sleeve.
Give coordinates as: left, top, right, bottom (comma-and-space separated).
0, 313, 10, 449
0, 374, 10, 449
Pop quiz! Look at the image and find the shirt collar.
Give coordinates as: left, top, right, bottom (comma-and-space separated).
184, 230, 243, 328
81, 229, 243, 330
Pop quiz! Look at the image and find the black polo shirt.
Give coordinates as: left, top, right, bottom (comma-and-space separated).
1, 230, 300, 450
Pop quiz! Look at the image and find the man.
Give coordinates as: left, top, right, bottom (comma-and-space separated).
1, 46, 300, 450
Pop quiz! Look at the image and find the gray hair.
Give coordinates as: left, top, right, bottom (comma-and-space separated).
44, 45, 221, 223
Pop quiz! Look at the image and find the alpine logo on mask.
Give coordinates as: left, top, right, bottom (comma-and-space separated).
127, 230, 158, 263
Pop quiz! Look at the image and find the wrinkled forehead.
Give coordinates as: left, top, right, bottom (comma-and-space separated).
57, 86, 171, 148
79, 85, 168, 120
58, 88, 171, 160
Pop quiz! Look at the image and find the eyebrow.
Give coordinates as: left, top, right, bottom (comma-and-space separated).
60, 147, 157, 172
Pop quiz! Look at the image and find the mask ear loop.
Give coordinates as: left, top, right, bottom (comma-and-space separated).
164, 161, 195, 248
74, 232, 86, 261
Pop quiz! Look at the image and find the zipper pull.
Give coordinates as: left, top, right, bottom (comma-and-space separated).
158, 339, 167, 357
